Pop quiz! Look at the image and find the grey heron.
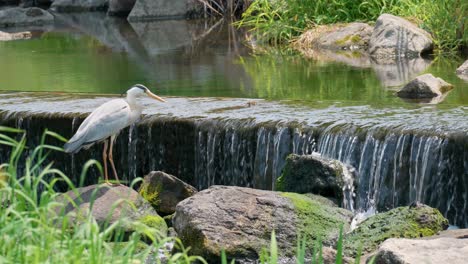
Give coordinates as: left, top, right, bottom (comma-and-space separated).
64, 84, 166, 184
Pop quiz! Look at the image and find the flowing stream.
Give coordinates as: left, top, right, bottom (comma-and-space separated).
0, 14, 467, 227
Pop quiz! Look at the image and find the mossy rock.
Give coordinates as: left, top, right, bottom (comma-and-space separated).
173, 186, 353, 262
343, 203, 449, 257
276, 154, 356, 205
139, 171, 197, 215
138, 214, 168, 236
281, 192, 353, 246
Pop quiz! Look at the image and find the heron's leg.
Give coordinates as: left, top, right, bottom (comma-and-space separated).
108, 135, 120, 184
102, 139, 109, 184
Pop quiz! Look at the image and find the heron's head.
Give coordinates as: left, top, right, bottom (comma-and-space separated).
126, 84, 166, 102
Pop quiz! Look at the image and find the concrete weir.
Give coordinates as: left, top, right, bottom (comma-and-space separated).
0, 92, 467, 227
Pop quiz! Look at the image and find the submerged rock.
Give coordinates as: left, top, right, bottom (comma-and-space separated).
173, 186, 352, 262
396, 73, 453, 99
369, 14, 433, 58
51, 0, 109, 12
138, 171, 197, 215
275, 153, 356, 208
343, 203, 448, 256
127, 0, 203, 22
54, 184, 167, 237
107, 0, 135, 16
0, 7, 54, 28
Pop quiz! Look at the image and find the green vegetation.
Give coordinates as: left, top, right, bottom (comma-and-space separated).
280, 192, 350, 246
138, 180, 162, 210
0, 126, 205, 264
237, 0, 467, 52
343, 205, 448, 256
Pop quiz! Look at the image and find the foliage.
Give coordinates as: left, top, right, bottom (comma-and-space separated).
0, 126, 205, 264
237, 0, 467, 52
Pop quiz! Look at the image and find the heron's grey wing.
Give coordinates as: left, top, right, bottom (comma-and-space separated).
65, 99, 131, 152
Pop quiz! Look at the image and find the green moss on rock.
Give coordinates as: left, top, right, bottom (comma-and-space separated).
138, 181, 162, 210
343, 204, 448, 256
281, 192, 352, 246
138, 215, 168, 236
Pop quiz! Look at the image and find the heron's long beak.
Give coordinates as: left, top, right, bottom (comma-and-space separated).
147, 90, 166, 102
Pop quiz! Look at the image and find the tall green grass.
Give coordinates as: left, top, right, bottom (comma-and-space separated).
237, 0, 467, 52
0, 126, 205, 264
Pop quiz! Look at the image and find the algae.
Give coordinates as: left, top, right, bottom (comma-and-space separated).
138, 214, 168, 235
343, 205, 448, 256
281, 192, 351, 247
139, 181, 162, 210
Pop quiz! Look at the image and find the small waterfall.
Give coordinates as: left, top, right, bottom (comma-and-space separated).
316, 126, 468, 228
0, 111, 466, 227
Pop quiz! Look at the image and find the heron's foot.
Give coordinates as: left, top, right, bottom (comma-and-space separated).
103, 181, 113, 186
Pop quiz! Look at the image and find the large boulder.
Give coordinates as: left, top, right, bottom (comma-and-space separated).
51, 0, 109, 12
107, 0, 135, 16
0, 7, 54, 28
173, 186, 353, 262
54, 184, 167, 236
372, 234, 468, 263
138, 171, 197, 215
396, 73, 453, 99
369, 14, 433, 58
127, 0, 203, 22
343, 203, 448, 257
275, 153, 356, 208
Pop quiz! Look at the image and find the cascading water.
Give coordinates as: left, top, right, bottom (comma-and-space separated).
0, 95, 466, 227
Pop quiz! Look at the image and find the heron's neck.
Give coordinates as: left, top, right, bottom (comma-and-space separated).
126, 94, 141, 109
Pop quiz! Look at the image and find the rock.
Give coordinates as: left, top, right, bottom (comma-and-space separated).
371, 56, 432, 87
0, 7, 54, 28
315, 23, 373, 50
343, 204, 448, 257
107, 0, 135, 16
369, 14, 433, 58
127, 0, 203, 22
0, 30, 32, 41
138, 171, 197, 215
54, 184, 167, 236
396, 74, 453, 99
51, 0, 109, 12
456, 60, 468, 81
275, 153, 356, 208
371, 236, 468, 264
173, 185, 353, 262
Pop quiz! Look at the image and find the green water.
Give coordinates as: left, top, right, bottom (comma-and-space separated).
0, 17, 467, 107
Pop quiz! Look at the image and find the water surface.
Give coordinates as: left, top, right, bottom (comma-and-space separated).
0, 12, 466, 108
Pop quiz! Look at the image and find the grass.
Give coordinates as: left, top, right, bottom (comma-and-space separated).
0, 126, 206, 264
236, 0, 467, 53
